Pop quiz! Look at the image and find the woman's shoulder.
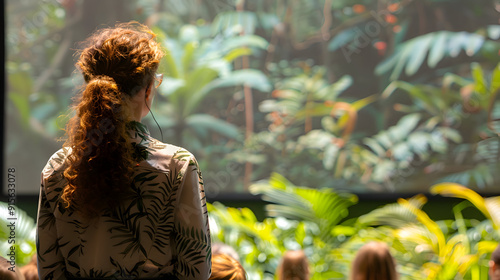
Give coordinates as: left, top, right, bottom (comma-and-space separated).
42, 147, 71, 177
144, 137, 199, 172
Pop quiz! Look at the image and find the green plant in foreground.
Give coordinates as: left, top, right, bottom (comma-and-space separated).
3, 177, 499, 280
211, 175, 500, 280
0, 202, 37, 266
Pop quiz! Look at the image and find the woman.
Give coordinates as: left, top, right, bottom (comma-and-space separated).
209, 254, 246, 280
276, 250, 310, 280
350, 242, 398, 280
36, 22, 211, 279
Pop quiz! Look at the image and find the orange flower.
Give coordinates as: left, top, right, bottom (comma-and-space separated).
393, 25, 402, 33
374, 41, 387, 56
385, 14, 397, 24
270, 111, 283, 125
353, 4, 366, 14
388, 3, 400, 12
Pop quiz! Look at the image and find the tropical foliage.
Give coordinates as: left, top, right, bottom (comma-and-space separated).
0, 202, 37, 266
7, 0, 500, 194
6, 0, 500, 278
5, 176, 499, 279
209, 175, 500, 280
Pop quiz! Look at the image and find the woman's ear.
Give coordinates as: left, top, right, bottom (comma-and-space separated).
145, 82, 153, 100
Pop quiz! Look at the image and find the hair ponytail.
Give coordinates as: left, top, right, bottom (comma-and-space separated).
62, 75, 134, 216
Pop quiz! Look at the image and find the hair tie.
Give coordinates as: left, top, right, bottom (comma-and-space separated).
87, 75, 119, 91
89, 74, 116, 84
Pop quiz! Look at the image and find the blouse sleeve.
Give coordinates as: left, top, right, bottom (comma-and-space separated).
173, 155, 211, 280
37, 175, 67, 280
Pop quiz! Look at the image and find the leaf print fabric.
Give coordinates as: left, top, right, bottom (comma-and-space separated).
36, 123, 211, 280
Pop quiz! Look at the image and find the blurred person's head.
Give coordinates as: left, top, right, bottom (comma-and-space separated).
20, 254, 38, 280
212, 242, 240, 261
490, 244, 500, 280
276, 250, 310, 280
0, 256, 25, 280
350, 242, 398, 280
209, 253, 246, 280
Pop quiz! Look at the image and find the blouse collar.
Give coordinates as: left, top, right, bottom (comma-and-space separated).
127, 121, 150, 142
127, 121, 152, 161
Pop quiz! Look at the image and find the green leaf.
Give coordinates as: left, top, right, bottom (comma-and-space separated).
363, 138, 385, 157
159, 77, 185, 96
186, 114, 241, 139
405, 34, 433, 76
396, 113, 421, 136
223, 48, 252, 62
358, 195, 427, 227
162, 47, 180, 79
428, 31, 448, 68
392, 142, 412, 161
408, 132, 431, 157
183, 69, 270, 117
212, 11, 258, 35
9, 71, 33, 97
390, 44, 413, 81
178, 67, 219, 117
437, 127, 462, 143
471, 62, 488, 95
375, 52, 399, 77
431, 183, 496, 228
208, 69, 272, 92
316, 75, 352, 100
490, 63, 500, 93
0, 202, 37, 265
376, 31, 486, 80
179, 25, 199, 43
9, 93, 31, 127
465, 34, 485, 56
221, 35, 269, 52
250, 173, 357, 238
323, 144, 339, 170
372, 160, 395, 182
328, 28, 358, 52
182, 41, 198, 76
487, 25, 500, 40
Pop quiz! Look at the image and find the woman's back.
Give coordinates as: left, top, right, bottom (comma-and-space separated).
38, 126, 211, 279
36, 22, 211, 280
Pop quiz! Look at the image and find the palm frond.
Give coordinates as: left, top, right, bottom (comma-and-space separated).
250, 173, 357, 240
357, 194, 427, 228
375, 30, 500, 80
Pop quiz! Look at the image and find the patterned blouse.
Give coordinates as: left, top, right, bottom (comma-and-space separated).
36, 122, 211, 279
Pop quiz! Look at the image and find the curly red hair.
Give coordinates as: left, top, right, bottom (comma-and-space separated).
61, 22, 163, 216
